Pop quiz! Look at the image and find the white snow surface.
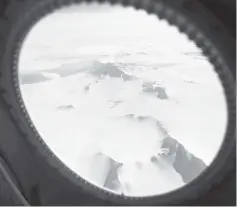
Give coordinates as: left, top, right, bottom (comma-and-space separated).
18, 4, 227, 196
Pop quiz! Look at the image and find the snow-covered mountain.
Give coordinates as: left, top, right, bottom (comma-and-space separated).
18, 4, 227, 197
19, 58, 225, 196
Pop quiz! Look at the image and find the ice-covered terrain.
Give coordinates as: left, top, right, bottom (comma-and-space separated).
18, 4, 227, 196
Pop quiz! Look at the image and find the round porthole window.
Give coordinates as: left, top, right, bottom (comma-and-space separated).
0, 0, 235, 204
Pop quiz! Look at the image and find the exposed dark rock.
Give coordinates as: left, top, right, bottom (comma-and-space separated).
150, 138, 207, 184
103, 156, 123, 191
88, 61, 134, 81
123, 115, 207, 183
161, 136, 207, 183
142, 82, 169, 99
